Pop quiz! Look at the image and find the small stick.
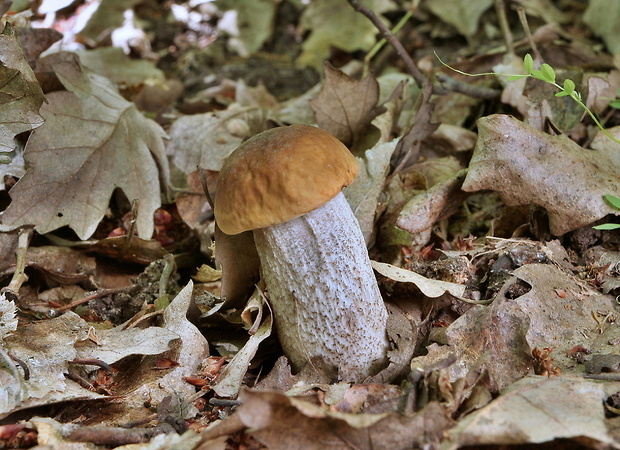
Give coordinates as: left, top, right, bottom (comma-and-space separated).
4, 227, 33, 295
55, 286, 133, 312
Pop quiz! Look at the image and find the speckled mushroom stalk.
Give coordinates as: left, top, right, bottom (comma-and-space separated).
215, 125, 389, 381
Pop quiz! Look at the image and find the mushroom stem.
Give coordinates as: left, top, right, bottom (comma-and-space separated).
253, 192, 389, 381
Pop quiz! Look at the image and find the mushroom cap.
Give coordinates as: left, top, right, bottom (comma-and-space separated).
215, 125, 359, 235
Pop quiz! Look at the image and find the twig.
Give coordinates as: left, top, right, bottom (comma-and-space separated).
55, 286, 133, 312
494, 0, 514, 55
346, 0, 500, 100
4, 227, 33, 295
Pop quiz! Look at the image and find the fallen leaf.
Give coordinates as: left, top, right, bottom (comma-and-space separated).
211, 295, 272, 397
444, 376, 615, 448
0, 55, 169, 240
584, 0, 620, 54
310, 62, 381, 146
462, 114, 620, 235
166, 106, 250, 174
346, 139, 399, 244
397, 169, 469, 234
235, 388, 453, 450
371, 260, 466, 298
0, 24, 45, 162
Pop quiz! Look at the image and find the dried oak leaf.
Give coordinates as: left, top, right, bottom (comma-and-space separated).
310, 63, 381, 147
0, 55, 169, 240
0, 24, 45, 157
462, 114, 620, 235
235, 388, 452, 450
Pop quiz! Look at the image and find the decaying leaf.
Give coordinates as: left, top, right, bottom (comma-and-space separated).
76, 47, 165, 88
0, 55, 169, 240
0, 23, 45, 179
372, 261, 466, 298
211, 294, 272, 398
166, 106, 250, 174
446, 263, 617, 391
444, 376, 614, 448
346, 139, 398, 244
310, 63, 381, 146
232, 388, 453, 450
397, 169, 469, 234
462, 114, 620, 235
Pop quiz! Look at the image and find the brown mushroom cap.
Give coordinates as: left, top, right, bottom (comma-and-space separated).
215, 125, 358, 235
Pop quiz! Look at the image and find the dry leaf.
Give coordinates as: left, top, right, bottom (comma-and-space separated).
166, 106, 249, 174
235, 388, 452, 450
462, 114, 620, 235
0, 55, 169, 240
372, 261, 466, 298
310, 63, 380, 146
397, 169, 468, 234
0, 24, 45, 173
444, 376, 615, 448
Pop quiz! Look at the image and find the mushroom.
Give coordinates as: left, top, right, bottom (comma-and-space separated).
214, 125, 388, 381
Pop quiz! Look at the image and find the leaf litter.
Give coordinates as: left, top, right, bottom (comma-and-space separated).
1, 0, 620, 449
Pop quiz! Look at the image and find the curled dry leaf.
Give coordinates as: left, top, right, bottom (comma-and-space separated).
372, 260, 466, 298
462, 114, 620, 235
1, 54, 169, 240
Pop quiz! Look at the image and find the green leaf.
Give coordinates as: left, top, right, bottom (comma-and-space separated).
610, 100, 620, 109
555, 91, 571, 97
593, 223, 620, 230
604, 194, 620, 210
523, 53, 534, 74
563, 78, 575, 95
540, 63, 556, 83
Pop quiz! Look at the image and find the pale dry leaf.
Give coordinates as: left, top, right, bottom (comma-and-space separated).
444, 376, 615, 449
501, 263, 616, 372
346, 139, 398, 244
236, 388, 452, 450
166, 107, 249, 174
371, 261, 466, 298
0, 56, 169, 240
212, 296, 272, 398
1, 312, 106, 418
462, 114, 620, 235
0, 24, 45, 158
310, 62, 380, 146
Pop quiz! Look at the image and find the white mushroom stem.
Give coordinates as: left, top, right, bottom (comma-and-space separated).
253, 192, 389, 381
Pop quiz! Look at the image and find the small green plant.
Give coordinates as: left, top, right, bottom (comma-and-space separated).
593, 195, 620, 230
435, 52, 620, 145
437, 53, 620, 230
